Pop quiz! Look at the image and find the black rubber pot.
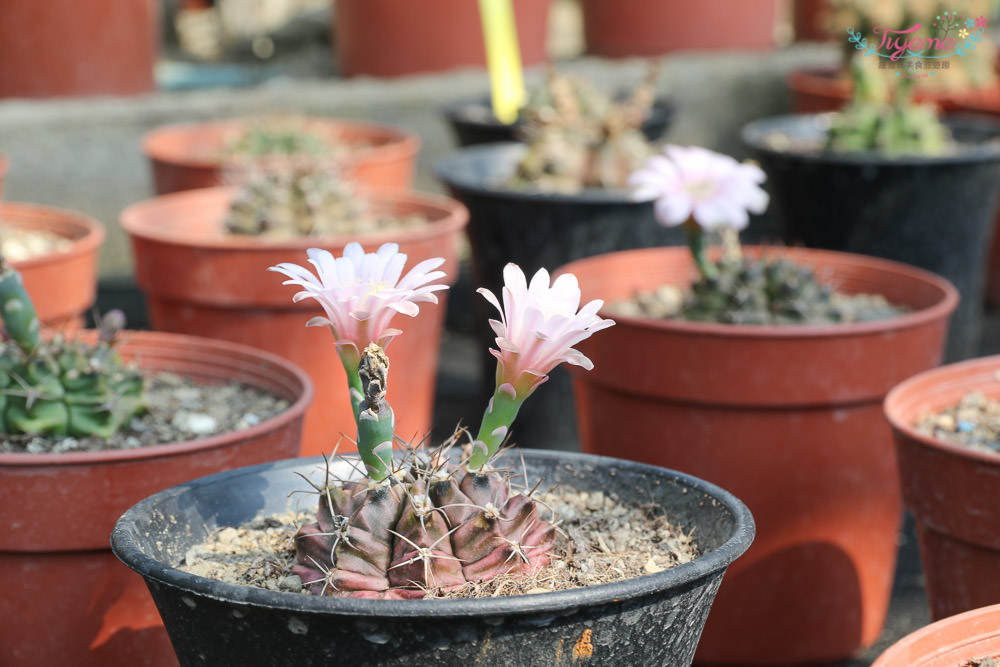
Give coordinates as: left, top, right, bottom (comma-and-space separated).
441, 96, 675, 147
743, 113, 1000, 362
111, 450, 755, 667
434, 142, 685, 452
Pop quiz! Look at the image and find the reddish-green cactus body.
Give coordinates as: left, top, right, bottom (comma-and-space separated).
293, 459, 555, 599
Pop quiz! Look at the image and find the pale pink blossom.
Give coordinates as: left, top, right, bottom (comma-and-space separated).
478, 264, 615, 397
629, 145, 769, 232
269, 243, 448, 361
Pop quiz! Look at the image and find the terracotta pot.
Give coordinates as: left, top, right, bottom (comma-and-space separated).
334, 0, 552, 78
0, 331, 311, 666
0, 0, 157, 99
1, 201, 104, 329
872, 603, 1000, 666
143, 118, 421, 195
560, 246, 958, 665
122, 186, 467, 457
793, 0, 832, 42
581, 0, 777, 57
885, 356, 1000, 621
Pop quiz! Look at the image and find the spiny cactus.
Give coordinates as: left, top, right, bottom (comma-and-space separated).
271, 246, 614, 599
681, 255, 902, 324
826, 62, 950, 155
224, 116, 334, 160
510, 67, 658, 193
0, 259, 145, 438
224, 161, 423, 238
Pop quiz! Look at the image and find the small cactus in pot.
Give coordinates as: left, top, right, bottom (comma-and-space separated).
270, 243, 615, 598
0, 256, 145, 437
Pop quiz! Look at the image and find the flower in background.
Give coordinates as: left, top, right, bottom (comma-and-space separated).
629, 145, 769, 232
269, 242, 448, 365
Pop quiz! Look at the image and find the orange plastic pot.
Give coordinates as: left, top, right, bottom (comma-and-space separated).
581, 0, 777, 57
885, 356, 1000, 621
560, 246, 958, 665
334, 0, 551, 78
0, 0, 157, 99
872, 603, 1000, 667
0, 331, 311, 666
122, 186, 467, 457
1, 201, 104, 330
143, 118, 421, 195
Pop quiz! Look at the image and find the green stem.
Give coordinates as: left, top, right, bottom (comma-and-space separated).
354, 344, 394, 481
338, 347, 364, 420
0, 260, 40, 355
684, 219, 716, 280
468, 385, 526, 471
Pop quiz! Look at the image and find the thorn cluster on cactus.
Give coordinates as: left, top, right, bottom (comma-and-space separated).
0, 257, 145, 437
272, 243, 614, 598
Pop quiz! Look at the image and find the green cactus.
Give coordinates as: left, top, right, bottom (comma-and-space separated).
826, 61, 951, 155
0, 259, 145, 438
292, 343, 555, 599
680, 254, 904, 325
224, 116, 334, 159
224, 161, 423, 238
510, 67, 658, 192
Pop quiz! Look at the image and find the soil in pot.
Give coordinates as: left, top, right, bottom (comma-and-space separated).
915, 390, 1000, 455
962, 658, 1000, 667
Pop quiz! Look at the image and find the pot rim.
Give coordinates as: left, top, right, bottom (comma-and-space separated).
0, 330, 313, 467
742, 112, 1000, 166
111, 449, 756, 618
141, 117, 421, 169
561, 245, 959, 341
434, 142, 656, 205
871, 602, 1000, 666
119, 185, 469, 254
0, 201, 105, 269
884, 354, 1000, 465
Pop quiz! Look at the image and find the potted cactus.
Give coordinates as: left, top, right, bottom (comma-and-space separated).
744, 64, 1000, 362
122, 160, 467, 456
112, 242, 755, 666
871, 603, 1000, 666
0, 257, 312, 666
142, 114, 421, 195
559, 143, 958, 664
435, 69, 686, 452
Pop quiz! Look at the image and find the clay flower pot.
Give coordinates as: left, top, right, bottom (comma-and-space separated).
1, 201, 104, 329
581, 0, 777, 57
0, 0, 157, 99
111, 450, 755, 666
121, 186, 467, 457
885, 355, 1000, 621
743, 113, 1000, 362
0, 331, 311, 667
334, 0, 552, 78
872, 603, 1000, 666
142, 118, 421, 195
560, 245, 958, 665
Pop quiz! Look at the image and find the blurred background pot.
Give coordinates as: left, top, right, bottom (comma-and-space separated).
871, 603, 1000, 667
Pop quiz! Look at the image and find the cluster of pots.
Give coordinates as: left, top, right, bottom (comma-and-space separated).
4, 88, 1000, 667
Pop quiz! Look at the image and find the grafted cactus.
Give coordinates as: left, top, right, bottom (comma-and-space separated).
0, 258, 145, 438
511, 67, 658, 192
271, 244, 614, 598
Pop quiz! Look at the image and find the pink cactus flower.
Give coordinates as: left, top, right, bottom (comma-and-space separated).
478, 263, 615, 398
270, 242, 448, 362
629, 144, 769, 231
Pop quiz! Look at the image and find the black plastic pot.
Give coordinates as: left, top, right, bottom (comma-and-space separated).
435, 142, 690, 452
111, 450, 755, 667
743, 113, 1000, 362
441, 96, 675, 147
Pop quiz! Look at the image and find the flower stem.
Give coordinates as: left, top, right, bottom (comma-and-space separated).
684, 219, 717, 280
468, 383, 525, 471
351, 344, 395, 481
